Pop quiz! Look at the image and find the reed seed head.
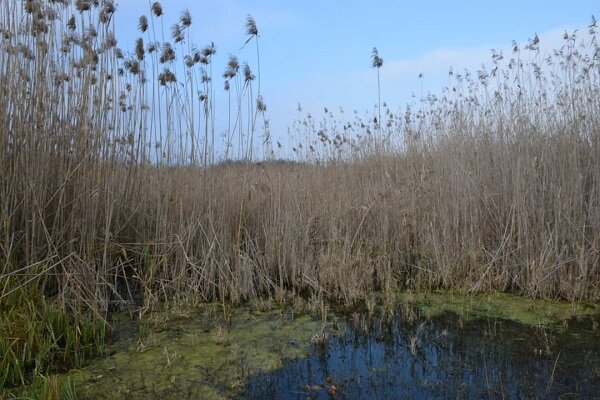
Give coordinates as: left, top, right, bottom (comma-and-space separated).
86, 26, 97, 38
67, 15, 76, 31
180, 9, 192, 27
202, 43, 216, 58
24, 0, 41, 15
75, 0, 91, 12
158, 68, 176, 85
103, 32, 117, 49
257, 96, 266, 113
201, 70, 210, 83
246, 15, 258, 36
225, 55, 239, 78
124, 58, 140, 75
99, 0, 115, 23
147, 41, 158, 53
371, 47, 383, 68
138, 15, 148, 33
33, 19, 49, 35
159, 42, 175, 63
135, 37, 144, 60
243, 63, 254, 83
151, 2, 163, 17
171, 23, 183, 43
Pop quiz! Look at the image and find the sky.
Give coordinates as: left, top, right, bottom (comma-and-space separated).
113, 0, 600, 154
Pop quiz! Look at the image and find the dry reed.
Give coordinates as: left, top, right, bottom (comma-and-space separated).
1, 1, 599, 329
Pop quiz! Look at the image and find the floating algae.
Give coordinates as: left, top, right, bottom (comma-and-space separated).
67, 303, 322, 400
61, 293, 600, 399
398, 291, 600, 328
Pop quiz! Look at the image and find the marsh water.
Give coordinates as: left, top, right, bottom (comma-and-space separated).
243, 312, 600, 399
66, 294, 600, 400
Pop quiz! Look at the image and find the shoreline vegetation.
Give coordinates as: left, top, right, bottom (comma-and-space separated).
61, 295, 600, 400
10, 293, 600, 399
1, 0, 599, 397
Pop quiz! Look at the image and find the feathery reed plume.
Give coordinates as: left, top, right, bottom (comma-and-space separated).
147, 41, 158, 53
158, 68, 176, 85
24, 0, 41, 14
257, 95, 266, 112
245, 14, 263, 121
124, 57, 141, 75
201, 70, 210, 83
67, 14, 76, 31
104, 32, 117, 49
135, 38, 145, 60
75, 0, 91, 12
224, 55, 240, 158
371, 47, 383, 68
226, 55, 240, 77
160, 42, 175, 63
103, 0, 116, 14
202, 43, 216, 58
138, 15, 148, 32
180, 9, 192, 27
371, 47, 383, 133
171, 23, 183, 43
99, 0, 115, 23
151, 2, 163, 17
243, 63, 254, 85
86, 26, 97, 38
242, 62, 257, 159
245, 15, 258, 39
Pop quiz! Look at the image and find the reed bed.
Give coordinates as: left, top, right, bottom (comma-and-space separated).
1, 0, 600, 392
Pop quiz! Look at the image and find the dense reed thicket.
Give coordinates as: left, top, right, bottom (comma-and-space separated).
1, 4, 600, 389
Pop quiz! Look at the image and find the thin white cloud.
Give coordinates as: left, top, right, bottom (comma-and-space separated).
286, 25, 583, 102
267, 25, 589, 144
383, 26, 578, 85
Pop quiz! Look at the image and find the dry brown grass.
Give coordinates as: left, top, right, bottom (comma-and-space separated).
0, 1, 599, 329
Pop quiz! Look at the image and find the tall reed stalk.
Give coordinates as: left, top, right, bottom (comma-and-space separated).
1, 8, 599, 395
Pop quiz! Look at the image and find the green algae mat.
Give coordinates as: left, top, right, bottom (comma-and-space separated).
67, 304, 322, 399
399, 291, 600, 327
26, 293, 600, 399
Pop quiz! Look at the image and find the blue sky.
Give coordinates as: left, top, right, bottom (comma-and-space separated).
114, 0, 599, 153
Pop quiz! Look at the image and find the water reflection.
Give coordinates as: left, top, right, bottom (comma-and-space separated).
242, 312, 600, 399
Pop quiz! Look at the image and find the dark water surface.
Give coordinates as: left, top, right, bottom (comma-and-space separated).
241, 312, 600, 399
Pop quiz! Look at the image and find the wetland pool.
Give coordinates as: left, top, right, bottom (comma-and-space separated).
65, 294, 600, 400
243, 312, 600, 399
